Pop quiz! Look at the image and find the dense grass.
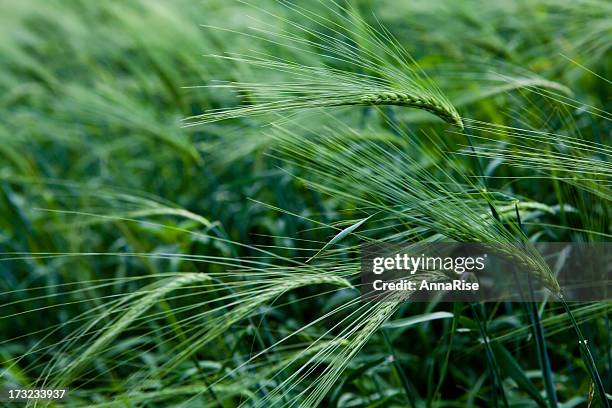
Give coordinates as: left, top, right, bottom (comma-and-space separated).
0, 0, 610, 407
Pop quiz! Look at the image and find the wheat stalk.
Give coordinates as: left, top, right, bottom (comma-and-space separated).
185, 2, 463, 129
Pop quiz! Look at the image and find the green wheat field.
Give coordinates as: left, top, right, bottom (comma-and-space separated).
0, 0, 610, 406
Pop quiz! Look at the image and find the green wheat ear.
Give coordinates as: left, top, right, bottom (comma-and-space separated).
184, 80, 463, 128
185, 3, 462, 129
184, 81, 463, 129
355, 91, 463, 128
53, 273, 212, 387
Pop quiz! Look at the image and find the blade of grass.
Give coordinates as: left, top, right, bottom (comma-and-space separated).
381, 329, 417, 408
517, 202, 558, 408
306, 214, 372, 262
429, 303, 461, 406
491, 341, 547, 407
470, 302, 508, 408
560, 298, 610, 408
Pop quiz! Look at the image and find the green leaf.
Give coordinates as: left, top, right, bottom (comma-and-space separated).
382, 311, 454, 331
306, 215, 372, 263
330, 356, 392, 407
491, 342, 547, 408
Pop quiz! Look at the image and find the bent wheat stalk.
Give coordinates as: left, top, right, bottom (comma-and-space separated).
186, 2, 463, 128
184, 63, 463, 129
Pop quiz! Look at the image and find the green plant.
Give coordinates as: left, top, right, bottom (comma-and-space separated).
0, 1, 610, 407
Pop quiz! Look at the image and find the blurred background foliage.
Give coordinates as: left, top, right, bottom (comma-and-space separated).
0, 0, 610, 406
